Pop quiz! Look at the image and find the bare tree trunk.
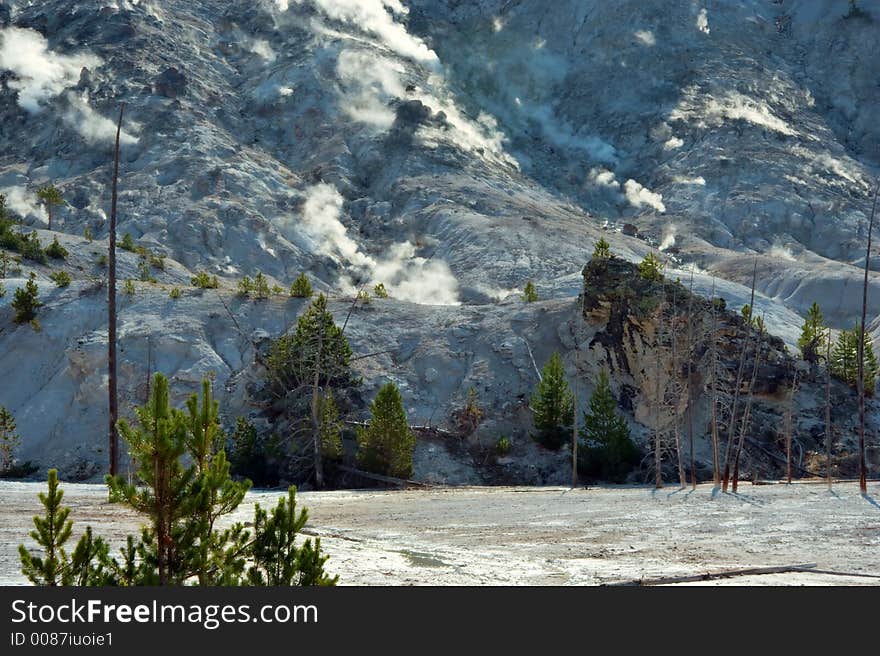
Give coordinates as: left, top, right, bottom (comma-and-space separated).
654, 330, 663, 489
311, 326, 325, 489
710, 279, 721, 488
722, 258, 757, 492
572, 295, 582, 488
857, 181, 879, 495
687, 265, 696, 489
784, 370, 798, 484
671, 285, 686, 488
825, 333, 833, 490
732, 315, 764, 492
108, 105, 124, 477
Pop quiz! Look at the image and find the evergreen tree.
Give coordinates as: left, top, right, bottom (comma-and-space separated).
317, 391, 343, 460
268, 294, 353, 392
12, 273, 42, 324
253, 272, 270, 300
36, 185, 64, 231
373, 283, 389, 298
45, 237, 68, 260
290, 273, 313, 298
579, 370, 639, 482
19, 469, 73, 586
831, 326, 879, 395
638, 252, 664, 282
523, 280, 538, 302
592, 238, 611, 260
357, 382, 416, 479
530, 352, 574, 449
0, 405, 20, 473
797, 302, 827, 363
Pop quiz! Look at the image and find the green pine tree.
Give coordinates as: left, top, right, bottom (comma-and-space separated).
530, 352, 574, 449
592, 238, 611, 260
12, 273, 42, 325
18, 469, 73, 586
638, 252, 665, 282
290, 273, 313, 298
36, 185, 64, 231
357, 382, 416, 479
523, 280, 538, 302
831, 327, 879, 395
797, 302, 827, 363
579, 370, 639, 482
318, 391, 343, 460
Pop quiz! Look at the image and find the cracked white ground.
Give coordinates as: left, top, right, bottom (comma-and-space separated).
2, 480, 879, 586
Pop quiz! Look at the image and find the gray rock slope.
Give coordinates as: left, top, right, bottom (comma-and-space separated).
0, 0, 878, 480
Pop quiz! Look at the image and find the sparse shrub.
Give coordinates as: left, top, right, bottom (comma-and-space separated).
638, 252, 664, 282
12, 273, 42, 325
149, 254, 165, 270
357, 382, 416, 479
523, 280, 538, 302
137, 255, 156, 283
97, 254, 108, 267
0, 406, 20, 474
452, 387, 483, 436
356, 289, 371, 305
798, 302, 827, 364
373, 283, 389, 298
495, 435, 511, 456
530, 352, 574, 450
289, 273, 312, 298
49, 270, 71, 287
119, 233, 136, 252
0, 250, 10, 276
271, 284, 284, 295
169, 287, 182, 299
238, 276, 254, 297
83, 226, 93, 242
191, 271, 219, 289
45, 237, 68, 260
123, 279, 135, 296
36, 185, 65, 230
20, 232, 47, 264
0, 282, 5, 298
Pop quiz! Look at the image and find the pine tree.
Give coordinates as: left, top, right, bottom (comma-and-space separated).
530, 352, 574, 449
357, 382, 416, 479
797, 302, 827, 363
831, 326, 878, 395
290, 272, 313, 298
578, 370, 639, 482
18, 469, 73, 586
523, 280, 538, 302
638, 252, 664, 282
317, 391, 343, 460
373, 283, 389, 299
12, 273, 42, 324
592, 238, 611, 260
253, 272, 270, 300
0, 405, 20, 473
36, 185, 64, 231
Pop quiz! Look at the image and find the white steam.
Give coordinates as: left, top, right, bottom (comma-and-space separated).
634, 30, 656, 46
336, 50, 406, 129
293, 183, 459, 305
0, 186, 48, 224
624, 179, 666, 213
0, 27, 100, 112
672, 89, 796, 136
63, 93, 139, 145
664, 136, 684, 150
588, 167, 620, 190
696, 8, 710, 34
672, 175, 706, 186
768, 242, 797, 262
659, 224, 677, 251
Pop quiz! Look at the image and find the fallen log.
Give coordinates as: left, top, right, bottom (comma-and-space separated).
338, 465, 434, 489
605, 563, 818, 586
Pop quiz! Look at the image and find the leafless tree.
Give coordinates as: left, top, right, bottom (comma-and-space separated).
732, 312, 765, 492
107, 104, 124, 477
783, 370, 799, 484
857, 180, 879, 494
825, 332, 833, 490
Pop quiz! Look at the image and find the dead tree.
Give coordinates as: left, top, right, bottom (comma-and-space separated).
825, 333, 833, 490
686, 266, 697, 489
107, 104, 124, 477
784, 370, 799, 484
722, 258, 758, 492
732, 312, 765, 492
709, 278, 722, 487
857, 180, 880, 494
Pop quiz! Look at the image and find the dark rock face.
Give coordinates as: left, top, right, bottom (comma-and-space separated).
153, 67, 188, 98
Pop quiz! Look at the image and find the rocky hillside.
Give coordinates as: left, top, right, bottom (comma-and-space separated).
0, 0, 878, 482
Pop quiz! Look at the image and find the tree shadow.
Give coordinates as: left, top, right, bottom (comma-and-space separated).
722, 491, 765, 506
861, 493, 880, 509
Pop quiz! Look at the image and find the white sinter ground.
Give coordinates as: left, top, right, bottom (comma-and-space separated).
2, 480, 879, 586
